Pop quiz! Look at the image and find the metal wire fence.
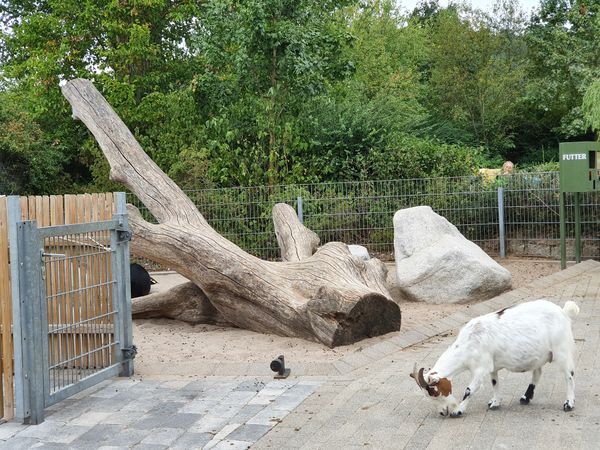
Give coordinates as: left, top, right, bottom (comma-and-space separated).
127, 172, 599, 262
43, 229, 116, 394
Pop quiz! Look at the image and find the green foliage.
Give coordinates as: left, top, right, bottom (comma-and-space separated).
0, 0, 202, 192
1, 0, 600, 195
190, 0, 355, 186
583, 78, 600, 133
517, 161, 560, 172
425, 1, 529, 155
525, 0, 600, 141
0, 89, 74, 194
367, 134, 488, 179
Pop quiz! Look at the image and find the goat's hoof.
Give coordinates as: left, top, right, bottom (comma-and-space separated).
563, 401, 574, 412
519, 397, 530, 405
449, 411, 463, 418
488, 401, 500, 410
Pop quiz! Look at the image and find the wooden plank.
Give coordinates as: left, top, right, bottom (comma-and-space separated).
49, 195, 58, 226
47, 195, 60, 369
64, 195, 77, 368
49, 195, 64, 371
56, 196, 67, 371
105, 193, 114, 221
80, 194, 92, 368
19, 197, 28, 221
27, 196, 36, 221
35, 196, 43, 224
0, 198, 4, 418
65, 195, 76, 225
105, 193, 116, 364
0, 197, 14, 419
76, 194, 89, 369
90, 194, 104, 367
101, 196, 112, 367
90, 194, 102, 369
41, 196, 50, 227
41, 196, 60, 370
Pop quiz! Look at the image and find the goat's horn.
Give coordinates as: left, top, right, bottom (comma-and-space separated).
417, 367, 430, 389
409, 363, 420, 384
410, 363, 430, 390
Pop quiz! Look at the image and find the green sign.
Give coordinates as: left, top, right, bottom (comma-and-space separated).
559, 141, 600, 192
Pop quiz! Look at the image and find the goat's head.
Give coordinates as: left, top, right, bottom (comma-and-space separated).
410, 363, 458, 416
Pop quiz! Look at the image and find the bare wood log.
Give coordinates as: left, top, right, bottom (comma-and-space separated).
272, 203, 319, 261
132, 282, 230, 326
61, 79, 400, 347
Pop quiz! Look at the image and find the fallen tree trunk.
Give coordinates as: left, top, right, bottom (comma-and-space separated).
272, 203, 319, 261
132, 282, 230, 326
61, 78, 400, 347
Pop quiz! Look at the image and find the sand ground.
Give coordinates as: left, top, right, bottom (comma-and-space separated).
132, 258, 568, 377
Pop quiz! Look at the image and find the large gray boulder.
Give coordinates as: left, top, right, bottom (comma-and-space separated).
393, 206, 512, 304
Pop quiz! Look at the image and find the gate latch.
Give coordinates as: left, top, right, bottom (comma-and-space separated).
122, 345, 138, 360
117, 230, 132, 243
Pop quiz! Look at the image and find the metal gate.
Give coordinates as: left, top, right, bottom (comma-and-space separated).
7, 193, 134, 424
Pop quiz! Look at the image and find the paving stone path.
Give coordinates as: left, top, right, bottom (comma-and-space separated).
0, 260, 598, 450
255, 260, 600, 449
0, 378, 321, 450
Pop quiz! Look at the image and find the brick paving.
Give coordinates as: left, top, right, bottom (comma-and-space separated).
0, 260, 598, 450
254, 260, 600, 450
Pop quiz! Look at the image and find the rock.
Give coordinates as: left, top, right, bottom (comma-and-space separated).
348, 244, 370, 261
393, 206, 512, 304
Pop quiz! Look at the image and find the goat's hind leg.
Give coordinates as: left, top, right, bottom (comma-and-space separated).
488, 370, 500, 410
520, 367, 542, 405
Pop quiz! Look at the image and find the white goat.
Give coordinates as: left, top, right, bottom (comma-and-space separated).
410, 299, 580, 417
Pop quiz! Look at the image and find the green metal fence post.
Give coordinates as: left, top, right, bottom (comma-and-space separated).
560, 192, 567, 270
574, 191, 581, 263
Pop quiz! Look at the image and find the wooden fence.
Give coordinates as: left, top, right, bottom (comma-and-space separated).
0, 193, 117, 421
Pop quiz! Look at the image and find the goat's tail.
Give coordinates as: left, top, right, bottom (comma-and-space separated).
563, 301, 580, 319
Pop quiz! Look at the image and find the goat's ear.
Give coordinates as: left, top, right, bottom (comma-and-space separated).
436, 378, 452, 397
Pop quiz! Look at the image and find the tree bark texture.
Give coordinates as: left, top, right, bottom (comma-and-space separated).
132, 282, 230, 326
61, 79, 400, 347
272, 203, 319, 262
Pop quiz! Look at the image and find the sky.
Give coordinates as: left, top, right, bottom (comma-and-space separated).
398, 0, 541, 15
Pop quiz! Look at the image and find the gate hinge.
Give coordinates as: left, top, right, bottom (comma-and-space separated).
117, 230, 132, 242
122, 345, 137, 360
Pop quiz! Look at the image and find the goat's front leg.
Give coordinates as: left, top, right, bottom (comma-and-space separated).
450, 369, 487, 417
563, 367, 575, 411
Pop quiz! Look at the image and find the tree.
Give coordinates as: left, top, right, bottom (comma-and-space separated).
524, 0, 600, 145
583, 78, 600, 135
425, 1, 529, 158
62, 78, 401, 347
0, 88, 71, 194
0, 0, 202, 192
293, 1, 479, 181
191, 0, 355, 186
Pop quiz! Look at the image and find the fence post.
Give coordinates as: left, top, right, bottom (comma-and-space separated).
560, 192, 567, 269
574, 192, 581, 263
497, 187, 506, 258
113, 192, 134, 377
297, 196, 303, 224
7, 196, 28, 422
8, 196, 46, 423
24, 220, 46, 425
0, 197, 15, 420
